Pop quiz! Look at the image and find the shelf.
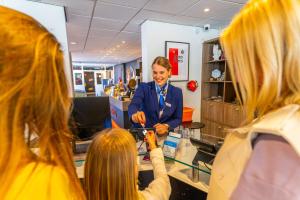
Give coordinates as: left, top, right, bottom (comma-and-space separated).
202, 99, 223, 103
201, 37, 245, 139
207, 59, 226, 63
204, 81, 232, 83
203, 37, 220, 44
223, 102, 242, 106
202, 99, 242, 106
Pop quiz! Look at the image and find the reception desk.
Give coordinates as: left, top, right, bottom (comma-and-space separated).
74, 131, 214, 199
109, 96, 131, 129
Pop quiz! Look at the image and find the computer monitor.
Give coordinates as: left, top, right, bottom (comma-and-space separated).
70, 96, 112, 140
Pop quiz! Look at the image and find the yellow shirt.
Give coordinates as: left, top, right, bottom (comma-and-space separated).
5, 162, 73, 200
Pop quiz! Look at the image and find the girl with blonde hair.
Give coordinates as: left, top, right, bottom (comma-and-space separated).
84, 128, 171, 200
0, 6, 85, 199
208, 0, 300, 199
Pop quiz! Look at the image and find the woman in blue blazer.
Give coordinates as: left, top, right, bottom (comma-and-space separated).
128, 56, 183, 135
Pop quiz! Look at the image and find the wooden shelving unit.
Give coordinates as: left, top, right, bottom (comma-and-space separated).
201, 38, 246, 138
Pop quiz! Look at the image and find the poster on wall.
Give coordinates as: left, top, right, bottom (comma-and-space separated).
75, 73, 83, 85
126, 66, 136, 83
96, 73, 102, 84
165, 41, 190, 81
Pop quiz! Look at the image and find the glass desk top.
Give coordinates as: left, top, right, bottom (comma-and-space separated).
137, 130, 223, 173
74, 132, 222, 175
74, 131, 222, 192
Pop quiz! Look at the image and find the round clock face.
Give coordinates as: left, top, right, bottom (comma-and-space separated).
211, 69, 221, 79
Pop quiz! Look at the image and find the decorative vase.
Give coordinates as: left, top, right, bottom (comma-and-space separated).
213, 44, 222, 61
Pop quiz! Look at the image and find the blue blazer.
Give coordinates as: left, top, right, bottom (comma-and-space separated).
128, 81, 183, 129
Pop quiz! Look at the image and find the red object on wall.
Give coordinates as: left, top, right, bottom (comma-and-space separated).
169, 48, 179, 75
187, 80, 198, 92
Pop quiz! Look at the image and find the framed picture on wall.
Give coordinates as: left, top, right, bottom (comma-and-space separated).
165, 41, 190, 81
75, 73, 83, 85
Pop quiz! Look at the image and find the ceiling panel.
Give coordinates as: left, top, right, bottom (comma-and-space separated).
212, 6, 242, 21
114, 31, 141, 44
123, 22, 141, 33
85, 37, 112, 51
88, 28, 119, 38
39, 0, 94, 17
64, 0, 94, 8
67, 14, 91, 27
91, 17, 127, 31
94, 2, 139, 21
66, 14, 90, 47
68, 42, 85, 52
220, 0, 247, 4
130, 9, 174, 25
182, 0, 243, 20
66, 0, 94, 16
162, 15, 205, 26
144, 0, 199, 15
31, 0, 245, 63
67, 23, 88, 37
98, 0, 149, 9
67, 6, 92, 17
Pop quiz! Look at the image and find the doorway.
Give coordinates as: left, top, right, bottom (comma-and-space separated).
84, 71, 95, 96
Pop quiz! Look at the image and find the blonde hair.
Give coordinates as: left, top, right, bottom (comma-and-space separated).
220, 0, 300, 122
152, 56, 172, 71
84, 128, 138, 200
0, 6, 85, 199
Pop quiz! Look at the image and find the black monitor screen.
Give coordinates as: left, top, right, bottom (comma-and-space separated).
70, 96, 111, 140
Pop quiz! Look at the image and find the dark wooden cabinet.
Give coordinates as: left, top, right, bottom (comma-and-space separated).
201, 38, 245, 138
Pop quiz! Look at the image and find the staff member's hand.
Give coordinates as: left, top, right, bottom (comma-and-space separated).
132, 111, 146, 125
146, 131, 157, 151
154, 123, 169, 135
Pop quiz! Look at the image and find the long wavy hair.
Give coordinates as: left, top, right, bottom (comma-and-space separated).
0, 6, 85, 199
220, 0, 300, 122
84, 128, 139, 200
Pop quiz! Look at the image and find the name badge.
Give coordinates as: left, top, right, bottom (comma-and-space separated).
165, 102, 171, 107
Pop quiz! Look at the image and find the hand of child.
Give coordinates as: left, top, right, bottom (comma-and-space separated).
145, 131, 157, 151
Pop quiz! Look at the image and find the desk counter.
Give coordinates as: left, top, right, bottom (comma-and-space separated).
75, 136, 211, 194
109, 96, 131, 128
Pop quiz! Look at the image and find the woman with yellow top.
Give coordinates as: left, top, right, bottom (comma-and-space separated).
0, 6, 85, 199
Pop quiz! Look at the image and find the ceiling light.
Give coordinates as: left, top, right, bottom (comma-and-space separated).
122, 41, 126, 44
204, 8, 210, 12
70, 41, 77, 45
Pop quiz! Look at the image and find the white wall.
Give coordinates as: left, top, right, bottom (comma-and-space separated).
141, 20, 219, 122
0, 0, 72, 95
